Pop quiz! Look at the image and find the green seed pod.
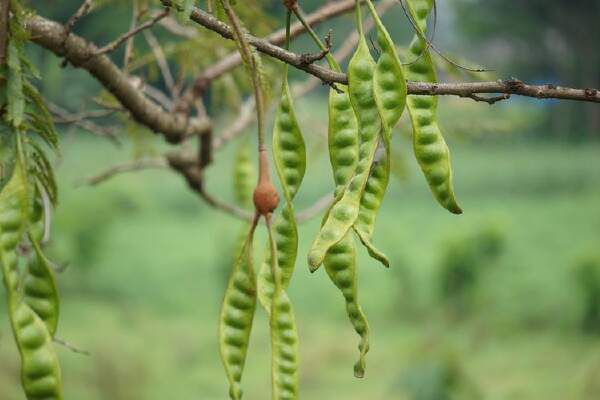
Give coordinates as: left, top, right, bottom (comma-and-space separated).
403, 0, 462, 214
218, 231, 257, 400
324, 233, 370, 378
351, 0, 408, 268
296, 2, 378, 376
0, 155, 63, 400
307, 7, 382, 272
269, 289, 299, 399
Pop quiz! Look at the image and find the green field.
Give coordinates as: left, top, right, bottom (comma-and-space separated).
1, 112, 600, 399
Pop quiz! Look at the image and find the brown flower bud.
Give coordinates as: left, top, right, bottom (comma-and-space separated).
253, 180, 279, 215
253, 147, 280, 215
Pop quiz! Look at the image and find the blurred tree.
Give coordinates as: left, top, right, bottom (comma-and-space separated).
572, 254, 600, 333
453, 0, 600, 139
438, 223, 505, 316
395, 350, 482, 400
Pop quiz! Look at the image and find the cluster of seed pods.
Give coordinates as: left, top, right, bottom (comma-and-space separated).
303, 0, 459, 381
216, 1, 462, 398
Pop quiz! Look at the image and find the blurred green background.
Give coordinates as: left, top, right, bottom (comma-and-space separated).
1, 1, 600, 399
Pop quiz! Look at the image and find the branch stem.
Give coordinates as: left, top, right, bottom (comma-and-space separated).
162, 0, 600, 104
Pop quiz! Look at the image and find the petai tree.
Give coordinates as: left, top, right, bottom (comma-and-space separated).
0, 1, 599, 399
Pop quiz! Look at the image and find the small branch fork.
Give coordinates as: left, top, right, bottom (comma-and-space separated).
299, 30, 332, 65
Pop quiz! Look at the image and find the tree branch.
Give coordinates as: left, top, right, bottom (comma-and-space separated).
162, 1, 600, 104
94, 9, 169, 57
24, 14, 211, 143
409, 80, 600, 104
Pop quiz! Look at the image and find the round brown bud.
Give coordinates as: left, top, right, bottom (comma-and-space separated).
253, 181, 280, 215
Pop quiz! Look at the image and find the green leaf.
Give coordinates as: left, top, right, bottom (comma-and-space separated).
23, 82, 59, 151
28, 140, 58, 206
6, 40, 24, 128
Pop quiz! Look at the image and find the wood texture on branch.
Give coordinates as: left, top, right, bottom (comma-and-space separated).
408, 80, 600, 104
162, 1, 600, 104
24, 15, 211, 143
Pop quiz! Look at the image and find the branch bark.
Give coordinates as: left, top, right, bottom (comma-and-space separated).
0, 0, 9, 70
408, 80, 600, 104
24, 14, 211, 143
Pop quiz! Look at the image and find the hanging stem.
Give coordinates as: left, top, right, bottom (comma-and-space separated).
218, 0, 279, 218
218, 0, 266, 154
290, 5, 340, 73
355, 0, 364, 37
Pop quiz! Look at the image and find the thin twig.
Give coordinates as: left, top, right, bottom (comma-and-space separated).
158, 14, 199, 39
297, 193, 334, 223
298, 31, 331, 65
53, 337, 91, 356
94, 9, 169, 57
467, 93, 511, 105
64, 0, 94, 35
199, 185, 253, 220
123, 0, 141, 72
212, 98, 255, 151
398, 0, 488, 72
140, 81, 174, 110
77, 157, 168, 186
47, 102, 121, 144
166, 153, 253, 220
47, 103, 116, 123
143, 29, 176, 96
